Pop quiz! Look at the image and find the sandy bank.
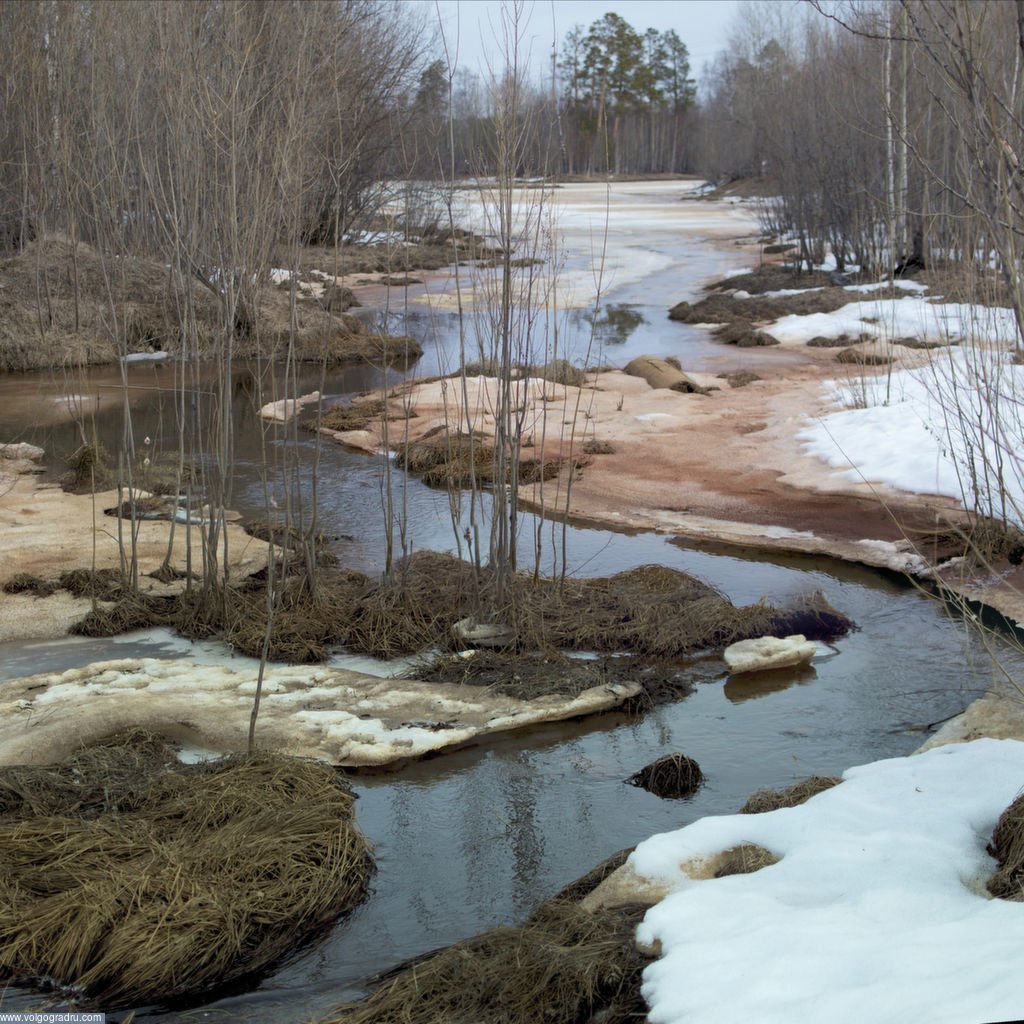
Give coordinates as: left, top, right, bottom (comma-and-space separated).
328, 355, 1024, 625
0, 454, 267, 641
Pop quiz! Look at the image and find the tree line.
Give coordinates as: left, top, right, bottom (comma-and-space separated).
5, 0, 1021, 297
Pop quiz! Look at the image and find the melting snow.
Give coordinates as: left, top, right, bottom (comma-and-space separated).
635, 738, 1024, 1024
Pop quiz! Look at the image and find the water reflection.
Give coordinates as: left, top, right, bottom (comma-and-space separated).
723, 665, 819, 704
576, 302, 646, 347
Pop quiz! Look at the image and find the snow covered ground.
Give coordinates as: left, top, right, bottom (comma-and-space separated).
729, 266, 1024, 522
795, 314, 1024, 523
626, 262, 1024, 1024
634, 738, 1024, 1024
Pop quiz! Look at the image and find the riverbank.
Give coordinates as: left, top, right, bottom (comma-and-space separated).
328, 354, 1024, 627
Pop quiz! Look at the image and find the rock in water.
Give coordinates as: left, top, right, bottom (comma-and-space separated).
723, 634, 816, 674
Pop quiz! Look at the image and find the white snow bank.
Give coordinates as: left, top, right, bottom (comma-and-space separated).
635, 738, 1024, 1024
122, 351, 171, 363
799, 348, 1024, 522
768, 296, 1019, 346
844, 278, 929, 294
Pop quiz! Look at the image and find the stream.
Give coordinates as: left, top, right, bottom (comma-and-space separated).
1, 185, 1020, 1021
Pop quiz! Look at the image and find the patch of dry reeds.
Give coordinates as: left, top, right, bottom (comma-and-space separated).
987, 792, 1024, 900
61, 442, 116, 493
835, 348, 893, 366
315, 398, 388, 432
399, 430, 562, 489
344, 551, 477, 658
513, 565, 780, 657
713, 843, 780, 877
766, 592, 854, 642
320, 897, 648, 1024
712, 322, 780, 347
346, 558, 811, 663
59, 567, 125, 599
739, 775, 842, 814
0, 731, 373, 1009
2, 573, 60, 597
70, 593, 178, 637
718, 370, 762, 388
626, 753, 704, 798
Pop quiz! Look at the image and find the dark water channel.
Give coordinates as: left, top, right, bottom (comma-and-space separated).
0, 220, 1020, 1021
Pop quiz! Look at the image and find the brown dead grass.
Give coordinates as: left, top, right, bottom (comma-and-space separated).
719, 370, 762, 388
987, 792, 1024, 900
320, 856, 649, 1024
0, 731, 373, 1009
669, 287, 853, 326
414, 649, 696, 703
626, 753, 704, 798
835, 348, 893, 366
0, 236, 219, 371
399, 430, 563, 489
713, 843, 780, 877
0, 235, 421, 371
739, 775, 842, 814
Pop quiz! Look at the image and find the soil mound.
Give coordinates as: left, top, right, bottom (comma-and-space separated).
739, 774, 842, 813
626, 753, 704, 798
0, 731, 373, 1009
0, 235, 421, 371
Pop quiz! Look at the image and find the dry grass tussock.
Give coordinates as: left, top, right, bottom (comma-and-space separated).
413, 648, 699, 702
18, 552, 853, 677
626, 753, 704, 798
457, 357, 587, 388
256, 292, 422, 366
296, 227, 497, 277
320, 849, 648, 1024
0, 730, 373, 1009
713, 843, 780, 877
987, 792, 1024, 900
668, 286, 855, 327
739, 774, 842, 813
399, 429, 564, 489
309, 397, 420, 434
343, 554, 820, 661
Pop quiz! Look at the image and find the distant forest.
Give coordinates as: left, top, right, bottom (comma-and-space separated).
2, 0, 1022, 298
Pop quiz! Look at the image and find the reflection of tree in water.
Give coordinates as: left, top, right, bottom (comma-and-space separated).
578, 303, 645, 346
502, 752, 547, 916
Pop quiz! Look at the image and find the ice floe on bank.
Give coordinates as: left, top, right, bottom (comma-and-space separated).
0, 657, 641, 767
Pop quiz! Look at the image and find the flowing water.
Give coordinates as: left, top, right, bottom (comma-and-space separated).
0, 185, 1020, 1021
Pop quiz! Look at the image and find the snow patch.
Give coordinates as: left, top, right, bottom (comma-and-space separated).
635, 738, 1024, 1024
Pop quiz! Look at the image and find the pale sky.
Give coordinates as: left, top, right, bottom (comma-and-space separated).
428, 1, 746, 80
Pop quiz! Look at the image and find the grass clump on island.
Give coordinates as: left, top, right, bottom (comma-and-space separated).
14, 551, 853, 691
0, 731, 374, 1010
321, 848, 649, 1024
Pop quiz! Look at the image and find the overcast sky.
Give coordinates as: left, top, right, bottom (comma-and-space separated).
427, 1, 747, 80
